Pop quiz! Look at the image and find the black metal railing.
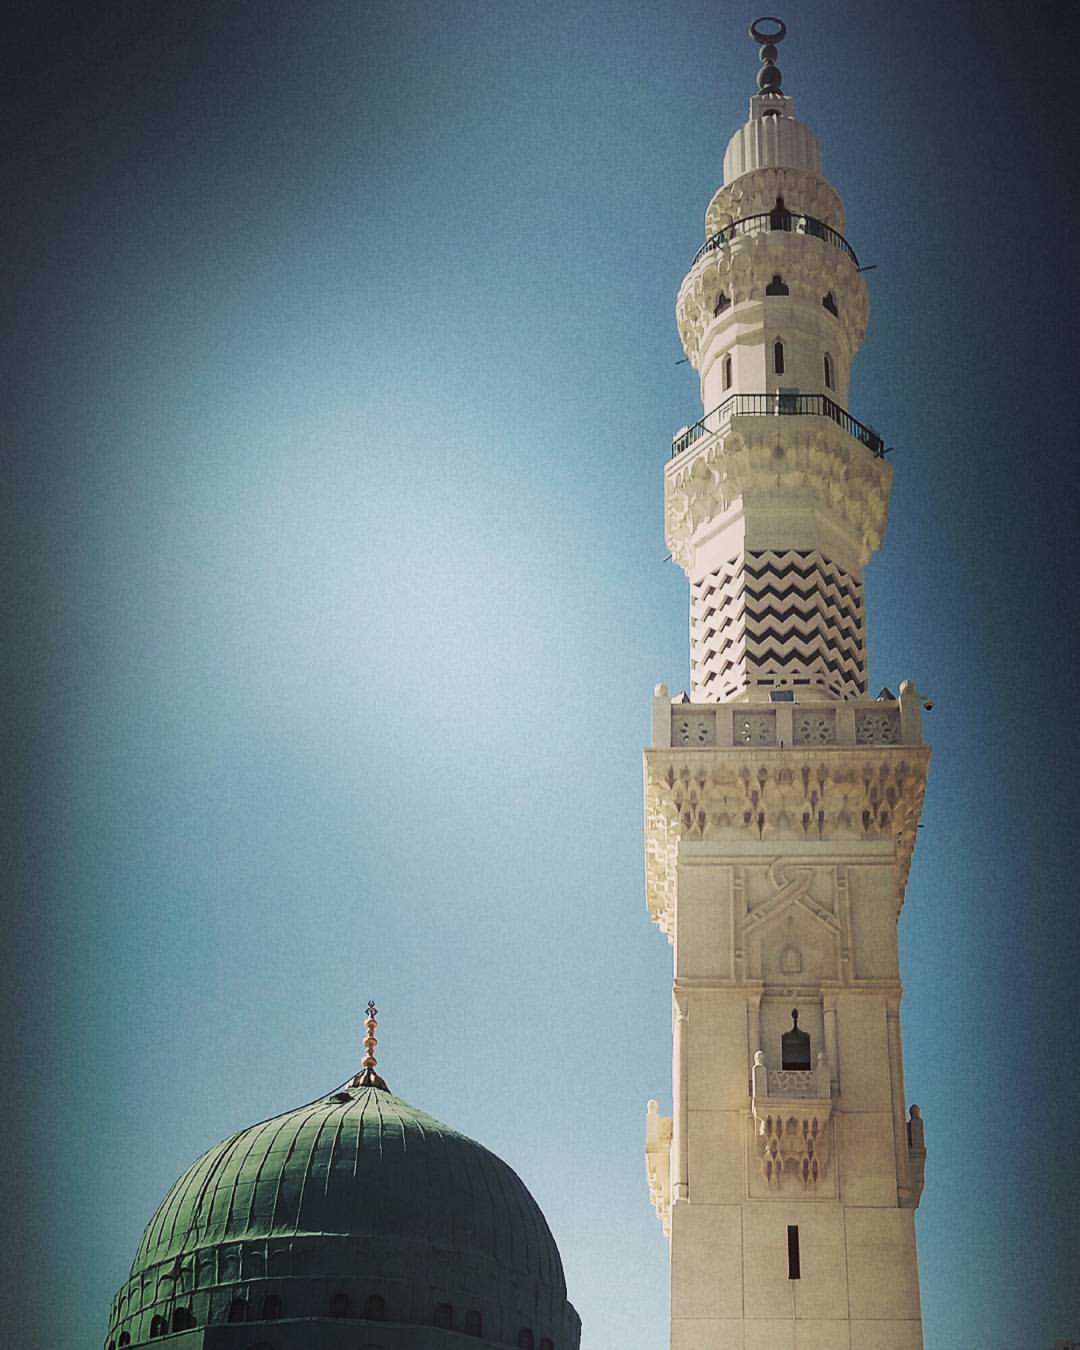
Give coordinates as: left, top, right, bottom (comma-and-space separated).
669, 393, 886, 459
689, 209, 859, 269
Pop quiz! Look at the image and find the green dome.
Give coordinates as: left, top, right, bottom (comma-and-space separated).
107, 1083, 580, 1349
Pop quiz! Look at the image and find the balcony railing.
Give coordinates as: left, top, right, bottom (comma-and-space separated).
670, 392, 886, 460
690, 208, 859, 269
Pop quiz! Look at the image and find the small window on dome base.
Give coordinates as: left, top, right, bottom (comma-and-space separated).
465, 1310, 483, 1336
433, 1304, 454, 1329
365, 1294, 386, 1322
765, 274, 789, 296
330, 1292, 351, 1319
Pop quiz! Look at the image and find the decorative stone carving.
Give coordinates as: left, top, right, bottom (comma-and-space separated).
794, 711, 837, 745
664, 424, 891, 571
855, 708, 900, 744
706, 167, 846, 237
676, 231, 868, 366
750, 1049, 832, 1189
902, 1104, 927, 1210
644, 1100, 672, 1236
643, 745, 930, 935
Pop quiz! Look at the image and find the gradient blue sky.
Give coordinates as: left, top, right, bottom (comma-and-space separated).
5, 2, 1078, 1347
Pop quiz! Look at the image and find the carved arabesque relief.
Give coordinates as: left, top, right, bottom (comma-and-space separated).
643, 746, 929, 934
756, 1109, 830, 1189
705, 167, 846, 237
664, 427, 890, 571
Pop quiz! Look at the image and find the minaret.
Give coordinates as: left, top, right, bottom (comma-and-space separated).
644, 20, 930, 1347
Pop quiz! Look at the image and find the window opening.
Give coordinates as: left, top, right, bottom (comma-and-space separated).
518, 1331, 535, 1349
433, 1304, 454, 1329
824, 353, 834, 389
365, 1295, 386, 1322
723, 354, 732, 390
765, 274, 789, 296
787, 1224, 801, 1279
261, 1294, 282, 1321
769, 195, 792, 230
330, 1292, 351, 1319
773, 340, 785, 375
228, 1299, 249, 1323
822, 291, 838, 316
465, 1310, 483, 1336
149, 1317, 168, 1338
714, 291, 730, 315
172, 1307, 195, 1331
781, 1008, 811, 1069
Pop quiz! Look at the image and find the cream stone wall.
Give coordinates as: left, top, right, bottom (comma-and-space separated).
647, 49, 927, 1347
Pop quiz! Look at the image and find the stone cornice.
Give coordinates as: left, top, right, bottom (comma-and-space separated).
677, 232, 869, 368
643, 745, 930, 939
706, 167, 846, 237
664, 421, 892, 571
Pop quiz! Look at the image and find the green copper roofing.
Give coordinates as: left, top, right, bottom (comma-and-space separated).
107, 1082, 580, 1349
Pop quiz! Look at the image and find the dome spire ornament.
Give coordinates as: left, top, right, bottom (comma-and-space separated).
350, 998, 389, 1089
749, 16, 787, 98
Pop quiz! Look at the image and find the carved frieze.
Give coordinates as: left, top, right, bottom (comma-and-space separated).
664, 423, 892, 570
705, 167, 846, 237
643, 745, 930, 936
676, 231, 868, 367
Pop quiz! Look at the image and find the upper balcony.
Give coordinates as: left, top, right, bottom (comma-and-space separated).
670, 392, 887, 461
689, 206, 860, 271
650, 683, 927, 752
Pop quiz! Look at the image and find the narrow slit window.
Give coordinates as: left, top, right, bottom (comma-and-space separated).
723, 354, 733, 390
773, 340, 785, 375
824, 353, 834, 389
330, 1292, 351, 1319
765, 274, 789, 296
714, 290, 730, 315
822, 291, 838, 316
787, 1224, 801, 1279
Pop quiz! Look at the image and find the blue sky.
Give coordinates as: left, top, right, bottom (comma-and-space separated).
5, 2, 1077, 1347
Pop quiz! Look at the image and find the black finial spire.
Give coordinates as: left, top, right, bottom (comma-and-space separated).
749, 17, 787, 97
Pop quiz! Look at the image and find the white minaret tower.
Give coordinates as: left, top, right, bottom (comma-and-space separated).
644, 20, 930, 1348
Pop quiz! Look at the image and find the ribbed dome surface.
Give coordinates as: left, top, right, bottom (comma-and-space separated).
132, 1085, 564, 1289
108, 1083, 580, 1348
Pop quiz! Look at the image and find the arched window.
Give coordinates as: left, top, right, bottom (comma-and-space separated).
722, 354, 732, 391
765, 274, 789, 296
261, 1294, 282, 1321
518, 1330, 535, 1350
330, 1291, 351, 1319
433, 1303, 454, 1329
228, 1298, 249, 1323
172, 1306, 195, 1331
364, 1294, 386, 1322
108, 1341, 116, 1350
149, 1316, 168, 1338
713, 291, 730, 316
823, 353, 834, 389
540, 1340, 555, 1350
781, 1008, 812, 1070
118, 1336, 131, 1347
822, 291, 838, 316
773, 340, 785, 375
465, 1309, 483, 1336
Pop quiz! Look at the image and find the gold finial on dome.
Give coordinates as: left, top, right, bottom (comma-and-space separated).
350, 999, 389, 1090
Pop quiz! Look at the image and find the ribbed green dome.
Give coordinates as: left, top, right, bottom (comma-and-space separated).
107, 1083, 580, 1349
